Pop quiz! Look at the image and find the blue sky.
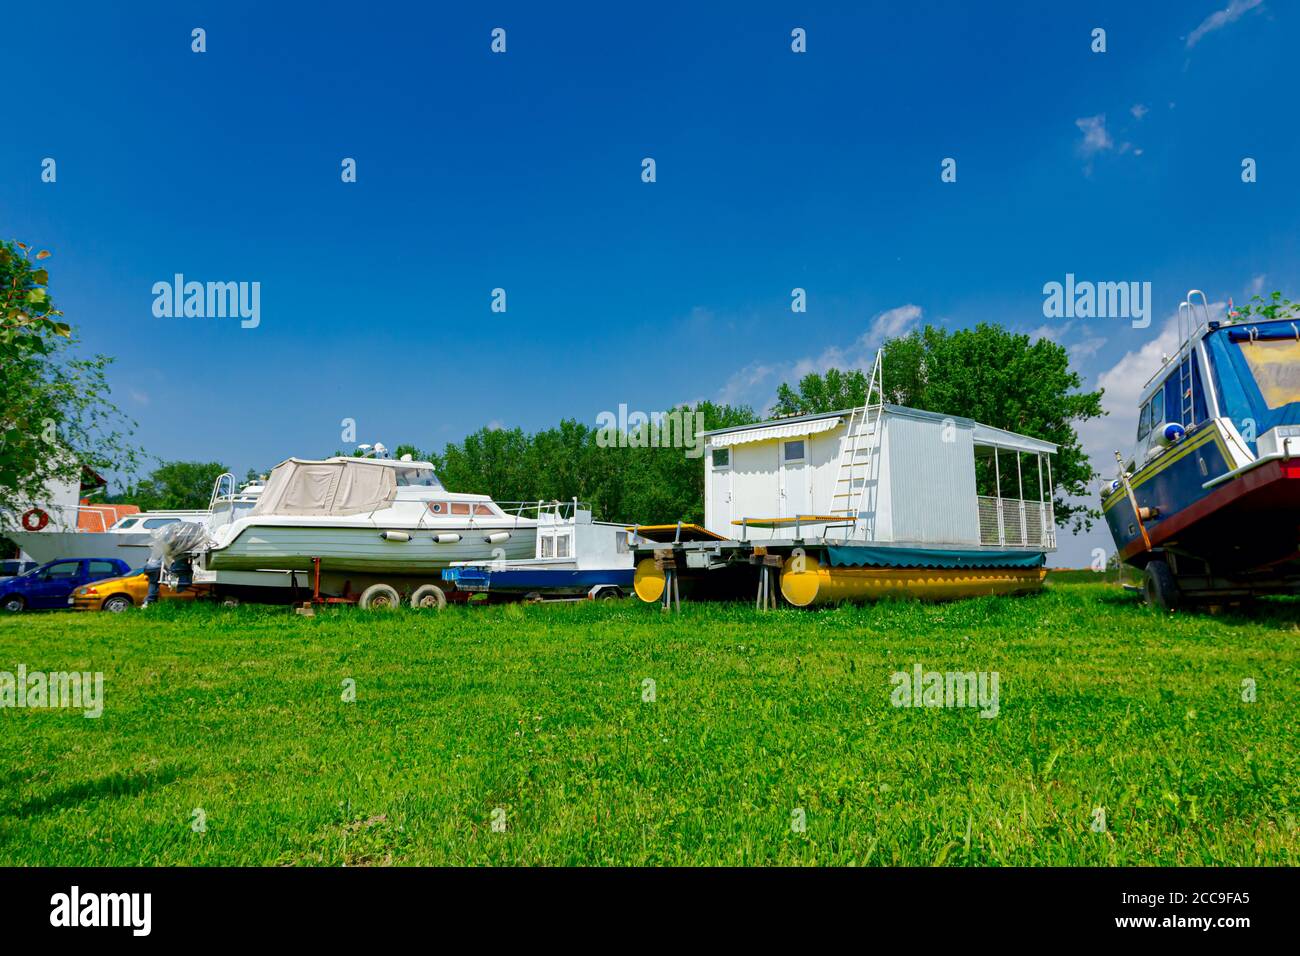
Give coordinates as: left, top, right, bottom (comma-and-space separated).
2, 0, 1296, 566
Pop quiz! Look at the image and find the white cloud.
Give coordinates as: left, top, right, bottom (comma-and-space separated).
486, 419, 504, 431
1075, 115, 1113, 157
1131, 103, 1149, 119
717, 304, 923, 413
1249, 273, 1267, 295
1186, 0, 1264, 48
129, 389, 150, 406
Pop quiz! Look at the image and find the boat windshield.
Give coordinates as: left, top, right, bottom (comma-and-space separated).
1205, 325, 1300, 450
394, 466, 444, 489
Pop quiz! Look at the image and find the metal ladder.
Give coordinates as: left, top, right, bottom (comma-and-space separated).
1176, 290, 1211, 427
827, 349, 884, 539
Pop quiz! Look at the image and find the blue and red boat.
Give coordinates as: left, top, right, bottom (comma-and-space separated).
1102, 291, 1300, 608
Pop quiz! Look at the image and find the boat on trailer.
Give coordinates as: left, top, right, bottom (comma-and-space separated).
1101, 290, 1300, 609
440, 501, 634, 600
630, 352, 1060, 608
173, 454, 545, 607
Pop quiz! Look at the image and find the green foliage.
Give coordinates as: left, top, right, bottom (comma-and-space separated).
0, 240, 141, 519
108, 460, 229, 512
1, 584, 1295, 865
426, 402, 758, 524
772, 368, 870, 416
1232, 291, 1300, 322
771, 324, 1105, 532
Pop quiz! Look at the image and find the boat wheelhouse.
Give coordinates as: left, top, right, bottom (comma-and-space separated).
1101, 290, 1300, 608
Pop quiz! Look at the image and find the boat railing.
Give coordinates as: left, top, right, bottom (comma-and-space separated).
495, 499, 589, 522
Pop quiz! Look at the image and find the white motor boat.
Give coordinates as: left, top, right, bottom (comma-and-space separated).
4, 476, 262, 566
196, 456, 537, 573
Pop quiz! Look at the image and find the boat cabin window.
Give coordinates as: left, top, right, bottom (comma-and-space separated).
114, 517, 139, 529
142, 518, 180, 529
711, 448, 730, 469
782, 440, 805, 463
472, 503, 497, 517
428, 501, 448, 515
394, 467, 442, 488
1137, 402, 1152, 441
449, 502, 471, 516
1150, 388, 1165, 429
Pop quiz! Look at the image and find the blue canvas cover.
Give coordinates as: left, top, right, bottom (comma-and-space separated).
827, 546, 1045, 569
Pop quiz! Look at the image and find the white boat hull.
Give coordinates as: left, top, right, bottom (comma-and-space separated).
205, 522, 537, 573
5, 530, 156, 566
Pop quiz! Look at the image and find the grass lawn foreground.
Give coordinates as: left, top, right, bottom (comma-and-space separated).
0, 579, 1296, 866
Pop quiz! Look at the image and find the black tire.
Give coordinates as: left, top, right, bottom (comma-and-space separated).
597, 588, 622, 602
358, 583, 401, 610
1, 595, 23, 613
1143, 559, 1180, 612
103, 594, 133, 613
410, 584, 447, 610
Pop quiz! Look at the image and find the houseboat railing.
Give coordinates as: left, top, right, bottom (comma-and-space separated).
977, 497, 1055, 549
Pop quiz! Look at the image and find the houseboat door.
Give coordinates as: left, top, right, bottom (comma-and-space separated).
710, 447, 733, 529
780, 439, 809, 519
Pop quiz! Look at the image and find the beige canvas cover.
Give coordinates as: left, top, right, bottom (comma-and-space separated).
250, 459, 397, 517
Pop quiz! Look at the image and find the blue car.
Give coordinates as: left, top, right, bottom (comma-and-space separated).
0, 558, 133, 612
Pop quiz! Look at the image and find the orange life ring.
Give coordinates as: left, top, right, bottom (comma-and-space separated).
20, 508, 50, 531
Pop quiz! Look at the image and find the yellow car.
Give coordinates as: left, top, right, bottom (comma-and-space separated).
68, 571, 210, 612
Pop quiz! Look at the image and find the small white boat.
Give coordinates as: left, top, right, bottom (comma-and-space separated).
198, 456, 537, 573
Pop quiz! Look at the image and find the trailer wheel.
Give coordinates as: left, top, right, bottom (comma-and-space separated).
220, 595, 241, 608
1143, 559, 1180, 612
596, 587, 622, 602
410, 584, 447, 610
358, 583, 401, 610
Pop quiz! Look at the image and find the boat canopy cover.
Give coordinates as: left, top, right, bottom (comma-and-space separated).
1206, 327, 1300, 449
827, 545, 1046, 569
250, 458, 397, 517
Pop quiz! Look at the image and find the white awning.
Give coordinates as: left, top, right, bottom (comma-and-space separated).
708, 416, 842, 448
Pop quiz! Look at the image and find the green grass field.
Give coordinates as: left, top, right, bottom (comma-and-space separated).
1, 580, 1296, 866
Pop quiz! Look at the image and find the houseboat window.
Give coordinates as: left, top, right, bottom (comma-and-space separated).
472, 503, 497, 517
449, 502, 471, 516
556, 534, 571, 558
711, 448, 730, 468
427, 501, 449, 515
782, 440, 806, 463
394, 467, 442, 488
541, 536, 554, 558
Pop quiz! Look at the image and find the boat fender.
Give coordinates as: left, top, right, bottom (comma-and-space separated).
380, 531, 411, 542
1155, 422, 1186, 447
483, 531, 510, 544
1138, 506, 1160, 521
434, 533, 462, 544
